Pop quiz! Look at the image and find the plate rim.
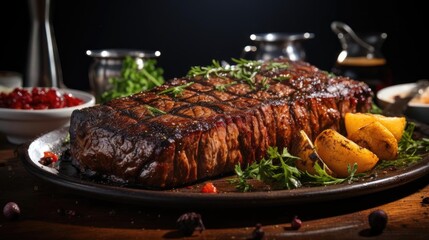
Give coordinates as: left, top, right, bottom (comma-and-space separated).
19, 127, 429, 208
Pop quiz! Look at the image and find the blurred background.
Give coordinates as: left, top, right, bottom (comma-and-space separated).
0, 0, 428, 91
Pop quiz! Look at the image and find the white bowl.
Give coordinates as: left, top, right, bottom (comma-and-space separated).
377, 83, 429, 124
0, 88, 95, 144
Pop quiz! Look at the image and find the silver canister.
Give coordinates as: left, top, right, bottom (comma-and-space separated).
241, 32, 315, 61
86, 49, 161, 102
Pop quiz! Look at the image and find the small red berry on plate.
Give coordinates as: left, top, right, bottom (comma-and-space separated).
201, 182, 217, 193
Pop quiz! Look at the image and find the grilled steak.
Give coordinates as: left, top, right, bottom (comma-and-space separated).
69, 59, 372, 188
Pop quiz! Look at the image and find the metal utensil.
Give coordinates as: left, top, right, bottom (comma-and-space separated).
382, 79, 429, 117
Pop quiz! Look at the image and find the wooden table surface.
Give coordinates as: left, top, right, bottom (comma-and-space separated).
1, 133, 428, 240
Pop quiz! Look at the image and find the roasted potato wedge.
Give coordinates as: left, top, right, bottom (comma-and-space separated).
348, 121, 398, 160
314, 129, 379, 177
372, 114, 406, 141
295, 130, 334, 175
345, 113, 406, 141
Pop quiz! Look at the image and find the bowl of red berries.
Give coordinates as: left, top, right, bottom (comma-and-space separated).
0, 87, 95, 144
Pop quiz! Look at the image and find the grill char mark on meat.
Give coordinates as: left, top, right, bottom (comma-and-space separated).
69, 59, 373, 188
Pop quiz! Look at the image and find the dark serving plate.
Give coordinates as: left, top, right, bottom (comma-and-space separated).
19, 127, 429, 208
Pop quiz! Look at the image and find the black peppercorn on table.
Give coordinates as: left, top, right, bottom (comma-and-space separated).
1, 134, 429, 240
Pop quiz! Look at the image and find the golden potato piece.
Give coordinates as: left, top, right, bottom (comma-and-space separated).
315, 129, 379, 177
345, 113, 406, 141
372, 114, 406, 142
348, 121, 398, 160
295, 130, 333, 176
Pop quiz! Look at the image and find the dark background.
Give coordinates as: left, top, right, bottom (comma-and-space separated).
1, 0, 428, 91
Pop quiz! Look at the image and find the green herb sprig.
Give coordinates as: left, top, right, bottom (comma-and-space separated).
377, 122, 429, 169
303, 162, 360, 185
215, 81, 237, 92
231, 147, 301, 192
101, 57, 164, 103
145, 105, 166, 116
231, 147, 356, 192
187, 58, 288, 89
158, 82, 194, 97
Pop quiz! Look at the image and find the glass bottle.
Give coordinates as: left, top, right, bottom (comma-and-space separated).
331, 21, 391, 93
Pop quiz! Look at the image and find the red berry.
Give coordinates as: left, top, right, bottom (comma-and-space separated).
201, 182, 217, 193
0, 87, 83, 109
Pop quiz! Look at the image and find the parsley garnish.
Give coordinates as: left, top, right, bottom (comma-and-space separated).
231, 147, 301, 192
101, 57, 164, 103
158, 82, 194, 97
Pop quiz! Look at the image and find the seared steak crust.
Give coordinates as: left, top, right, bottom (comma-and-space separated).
69, 59, 372, 188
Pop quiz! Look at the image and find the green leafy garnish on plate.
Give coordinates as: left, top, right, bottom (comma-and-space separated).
377, 122, 429, 169
230, 147, 358, 192
101, 57, 164, 103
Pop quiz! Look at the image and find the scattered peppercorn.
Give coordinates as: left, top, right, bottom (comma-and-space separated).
3, 202, 20, 220
291, 216, 302, 230
251, 223, 265, 240
176, 212, 205, 236
368, 210, 388, 234
422, 197, 429, 204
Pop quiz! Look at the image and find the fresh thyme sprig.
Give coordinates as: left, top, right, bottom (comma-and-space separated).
145, 105, 166, 116
215, 81, 237, 92
272, 73, 291, 82
261, 77, 270, 90
158, 82, 194, 97
303, 162, 360, 185
187, 58, 289, 90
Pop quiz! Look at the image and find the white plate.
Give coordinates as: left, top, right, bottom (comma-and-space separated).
377, 83, 429, 107
377, 83, 429, 124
